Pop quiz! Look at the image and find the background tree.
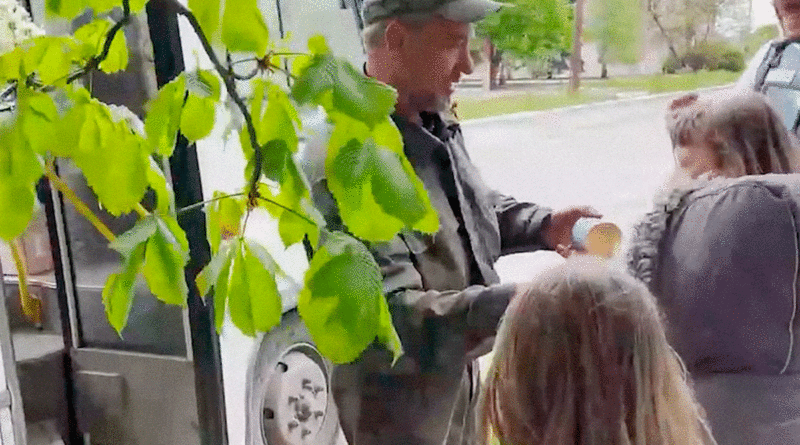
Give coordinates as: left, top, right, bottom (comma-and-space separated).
742, 23, 779, 58
476, 0, 573, 88
585, 0, 643, 78
716, 0, 754, 43
646, 0, 724, 60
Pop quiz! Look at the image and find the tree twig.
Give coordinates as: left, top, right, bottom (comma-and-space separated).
44, 160, 116, 242
176, 192, 246, 215
10, 239, 42, 326
170, 0, 264, 203
134, 203, 149, 218
255, 196, 317, 227
268, 62, 296, 80
67, 0, 132, 84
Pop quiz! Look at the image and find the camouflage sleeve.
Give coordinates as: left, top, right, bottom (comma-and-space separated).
493, 193, 553, 255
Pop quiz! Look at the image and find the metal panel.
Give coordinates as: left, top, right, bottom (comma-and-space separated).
0, 261, 26, 445
71, 349, 198, 445
147, 2, 228, 443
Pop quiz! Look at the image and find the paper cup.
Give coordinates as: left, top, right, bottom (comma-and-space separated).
571, 218, 622, 258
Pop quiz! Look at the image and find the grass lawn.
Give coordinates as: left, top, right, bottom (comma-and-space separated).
453, 70, 741, 121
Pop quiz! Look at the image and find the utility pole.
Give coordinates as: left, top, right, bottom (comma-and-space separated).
569, 0, 585, 94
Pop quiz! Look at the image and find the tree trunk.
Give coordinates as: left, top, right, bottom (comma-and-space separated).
569, 0, 585, 94
601, 63, 608, 79
483, 37, 497, 91
648, 8, 680, 61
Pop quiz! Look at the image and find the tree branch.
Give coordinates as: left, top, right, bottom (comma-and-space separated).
10, 239, 42, 326
176, 192, 246, 215
67, 0, 132, 84
255, 196, 318, 227
44, 160, 116, 242
169, 0, 264, 204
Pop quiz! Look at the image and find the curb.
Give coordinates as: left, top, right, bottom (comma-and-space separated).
462, 84, 735, 126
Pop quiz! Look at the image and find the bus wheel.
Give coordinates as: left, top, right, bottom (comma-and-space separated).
245, 309, 344, 445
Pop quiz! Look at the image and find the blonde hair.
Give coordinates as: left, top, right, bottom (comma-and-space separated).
666, 91, 800, 176
479, 259, 715, 445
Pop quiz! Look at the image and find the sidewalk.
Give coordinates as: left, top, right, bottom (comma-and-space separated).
454, 75, 609, 99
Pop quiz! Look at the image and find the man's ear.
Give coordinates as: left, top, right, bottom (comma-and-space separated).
384, 19, 407, 50
776, 4, 787, 36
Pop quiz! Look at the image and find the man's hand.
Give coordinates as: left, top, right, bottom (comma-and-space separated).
542, 206, 601, 251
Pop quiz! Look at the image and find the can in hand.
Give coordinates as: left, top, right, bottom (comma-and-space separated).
571, 218, 622, 259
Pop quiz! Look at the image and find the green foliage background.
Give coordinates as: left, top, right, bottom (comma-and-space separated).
585, 0, 643, 65
476, 0, 573, 58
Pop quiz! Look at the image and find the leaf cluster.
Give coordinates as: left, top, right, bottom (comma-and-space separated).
0, 0, 442, 365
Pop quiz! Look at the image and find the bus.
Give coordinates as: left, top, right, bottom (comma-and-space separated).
0, 0, 365, 443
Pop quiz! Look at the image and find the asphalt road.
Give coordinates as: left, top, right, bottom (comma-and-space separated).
460, 94, 682, 283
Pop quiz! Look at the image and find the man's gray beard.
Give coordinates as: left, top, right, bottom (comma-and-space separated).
410, 93, 451, 114
427, 95, 450, 114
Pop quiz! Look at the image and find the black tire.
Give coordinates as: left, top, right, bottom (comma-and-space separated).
245, 309, 346, 445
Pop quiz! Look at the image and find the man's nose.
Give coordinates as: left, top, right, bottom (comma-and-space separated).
458, 47, 474, 76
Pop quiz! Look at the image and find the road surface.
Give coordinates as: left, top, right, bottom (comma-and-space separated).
460, 94, 681, 282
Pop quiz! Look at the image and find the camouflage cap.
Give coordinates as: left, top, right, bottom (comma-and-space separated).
361, 0, 505, 26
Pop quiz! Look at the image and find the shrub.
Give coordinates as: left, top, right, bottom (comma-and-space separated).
718, 50, 745, 72
670, 41, 746, 73
662, 54, 682, 74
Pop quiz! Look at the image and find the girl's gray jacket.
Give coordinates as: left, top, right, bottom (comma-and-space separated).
628, 174, 800, 445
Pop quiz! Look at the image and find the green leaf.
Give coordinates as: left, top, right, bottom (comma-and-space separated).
142, 216, 189, 306
278, 206, 319, 248
189, 0, 221, 42
145, 74, 186, 156
22, 36, 75, 86
0, 125, 42, 240
0, 48, 23, 82
98, 27, 129, 73
377, 291, 403, 364
227, 241, 253, 336
225, 239, 284, 336
130, 0, 148, 12
160, 214, 190, 253
196, 239, 234, 299
102, 243, 145, 334
261, 139, 292, 183
291, 54, 397, 127
146, 158, 174, 215
205, 191, 246, 254
298, 232, 384, 363
324, 115, 438, 241
17, 86, 59, 156
257, 137, 308, 211
213, 243, 234, 332
370, 143, 432, 230
186, 69, 220, 101
0, 182, 35, 241
257, 83, 300, 150
221, 0, 269, 55
50, 87, 90, 157
74, 19, 111, 61
46, 0, 87, 19
307, 34, 330, 56
180, 94, 215, 142
244, 240, 282, 332
71, 98, 150, 215
109, 216, 157, 258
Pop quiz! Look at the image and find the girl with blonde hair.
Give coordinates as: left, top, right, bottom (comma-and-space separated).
479, 258, 716, 445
